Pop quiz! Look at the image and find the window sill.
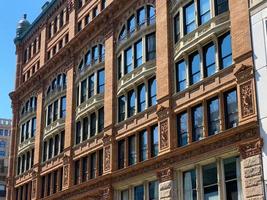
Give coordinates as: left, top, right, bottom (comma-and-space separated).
44, 118, 65, 140
18, 137, 35, 155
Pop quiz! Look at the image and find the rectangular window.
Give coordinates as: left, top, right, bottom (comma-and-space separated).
85, 50, 91, 66
92, 6, 98, 18
53, 100, 58, 121
118, 96, 126, 122
149, 181, 159, 200
83, 117, 88, 141
127, 15, 136, 33
76, 121, 81, 145
224, 89, 238, 129
219, 32, 232, 69
224, 157, 240, 200
81, 157, 88, 182
101, 0, 106, 10
47, 104, 52, 126
48, 138, 53, 159
92, 45, 99, 63
183, 170, 197, 200
60, 96, 66, 118
139, 130, 147, 162
43, 141, 47, 162
134, 185, 144, 200
118, 55, 122, 79
25, 120, 30, 139
31, 117, 36, 137
189, 52, 201, 85
98, 149, 103, 176
60, 131, 65, 153
147, 5, 155, 24
98, 107, 104, 133
97, 69, 105, 93
124, 47, 133, 74
121, 190, 129, 200
192, 105, 203, 142
204, 42, 216, 77
88, 74, 94, 98
81, 79, 87, 103
53, 171, 57, 194
90, 112, 96, 137
134, 40, 143, 68
118, 140, 125, 169
128, 135, 136, 166
148, 77, 157, 107
203, 163, 218, 199
128, 90, 136, 117
198, 0, 210, 25
90, 153, 96, 179
54, 134, 59, 156
146, 33, 156, 61
137, 84, 146, 112
177, 112, 188, 147
176, 60, 187, 92
151, 125, 158, 157
137, 7, 146, 27
184, 2, 196, 35
77, 21, 82, 32
207, 97, 220, 135
174, 13, 180, 43
74, 160, 80, 185
215, 0, 229, 15
85, 14, 90, 25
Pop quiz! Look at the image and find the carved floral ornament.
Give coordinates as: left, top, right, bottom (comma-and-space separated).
234, 64, 253, 83
32, 179, 37, 198
239, 138, 263, 159
160, 120, 169, 150
63, 165, 69, 187
157, 167, 174, 183
104, 146, 111, 172
240, 81, 255, 117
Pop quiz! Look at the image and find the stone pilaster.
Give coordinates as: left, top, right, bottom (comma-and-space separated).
157, 168, 176, 200
239, 138, 265, 199
101, 185, 113, 200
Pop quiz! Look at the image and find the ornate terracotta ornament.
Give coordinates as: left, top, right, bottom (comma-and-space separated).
67, 0, 74, 12
156, 105, 169, 120
32, 179, 37, 198
63, 165, 69, 187
101, 185, 113, 200
104, 146, 111, 171
240, 81, 254, 117
160, 120, 169, 150
157, 167, 173, 183
239, 138, 263, 159
234, 64, 254, 83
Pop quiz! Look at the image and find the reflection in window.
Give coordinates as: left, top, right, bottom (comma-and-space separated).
137, 84, 146, 113
177, 112, 188, 147
128, 135, 136, 166
88, 74, 95, 98
118, 96, 126, 122
148, 77, 157, 106
224, 89, 238, 129
219, 32, 232, 69
207, 97, 220, 135
176, 60, 187, 92
97, 69, 105, 93
203, 163, 218, 199
128, 15, 136, 33
139, 130, 147, 162
215, 0, 229, 15
189, 52, 201, 85
127, 90, 136, 117
183, 170, 197, 200
146, 33, 156, 61
137, 7, 146, 26
151, 125, 158, 157
134, 40, 143, 68
118, 140, 125, 169
121, 189, 129, 200
174, 13, 180, 43
184, 2, 196, 34
124, 47, 133, 74
204, 43, 216, 77
134, 185, 144, 200
199, 0, 210, 25
192, 105, 203, 142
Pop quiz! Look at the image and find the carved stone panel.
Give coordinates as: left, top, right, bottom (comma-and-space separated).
157, 167, 174, 183
32, 179, 37, 199
240, 81, 255, 118
104, 146, 111, 172
63, 165, 69, 187
160, 120, 169, 150
239, 138, 263, 159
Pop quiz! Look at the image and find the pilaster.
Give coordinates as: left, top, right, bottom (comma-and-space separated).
157, 168, 176, 200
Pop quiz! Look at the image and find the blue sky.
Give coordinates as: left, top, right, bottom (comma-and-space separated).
0, 1, 47, 119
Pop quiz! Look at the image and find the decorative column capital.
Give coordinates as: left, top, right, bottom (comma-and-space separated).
157, 167, 174, 183
239, 138, 263, 159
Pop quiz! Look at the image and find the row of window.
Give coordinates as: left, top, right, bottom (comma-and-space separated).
48, 7, 69, 39
47, 33, 69, 60
40, 168, 63, 198
120, 180, 158, 200
15, 182, 32, 200
75, 107, 104, 145
118, 125, 158, 169
42, 131, 65, 162
78, 44, 105, 72
118, 77, 156, 122
17, 149, 34, 175
22, 60, 40, 83
77, 69, 105, 106
118, 32, 156, 79
74, 149, 103, 185
23, 34, 41, 64
118, 5, 155, 43
45, 96, 66, 127
46, 73, 67, 97
21, 96, 37, 116
177, 89, 238, 147
20, 117, 36, 143
176, 32, 232, 92
0, 129, 10, 137
77, 0, 106, 11
174, 0, 229, 42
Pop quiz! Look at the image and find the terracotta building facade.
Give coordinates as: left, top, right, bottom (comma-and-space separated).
7, 0, 266, 199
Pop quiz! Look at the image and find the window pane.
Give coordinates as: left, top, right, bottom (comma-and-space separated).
174, 14, 180, 43
90, 113, 96, 137
189, 52, 201, 85
90, 153, 96, 179
176, 60, 187, 92
148, 77, 157, 106
98, 149, 103, 176
204, 43, 216, 77
215, 0, 229, 15
76, 121, 81, 144
199, 0, 210, 24
134, 40, 143, 68
83, 117, 88, 141
219, 32, 232, 69
184, 2, 196, 34
128, 15, 136, 33
119, 26, 126, 41
128, 135, 136, 165
60, 96, 66, 118
128, 90, 136, 117
85, 50, 91, 66
224, 157, 239, 200
81, 79, 87, 103
225, 89, 238, 129
118, 55, 122, 79
118, 96, 126, 122
177, 112, 188, 147
92, 45, 99, 63
98, 107, 104, 133
31, 117, 36, 137
207, 98, 220, 136
53, 100, 58, 121
192, 105, 203, 142
203, 163, 218, 200
137, 7, 146, 26
121, 190, 129, 200
137, 84, 146, 112
149, 181, 159, 200
134, 185, 144, 200
74, 160, 80, 185
97, 69, 105, 93
151, 125, 158, 157
88, 74, 95, 98
147, 6, 155, 24
146, 33, 156, 61
139, 130, 147, 162
118, 140, 125, 169
124, 47, 133, 74
183, 170, 197, 200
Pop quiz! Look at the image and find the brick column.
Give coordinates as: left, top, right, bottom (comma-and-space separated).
39, 26, 47, 67
239, 138, 265, 199
67, 0, 76, 39
155, 0, 175, 154
157, 168, 176, 200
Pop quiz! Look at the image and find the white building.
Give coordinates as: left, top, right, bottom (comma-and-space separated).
250, 0, 267, 196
